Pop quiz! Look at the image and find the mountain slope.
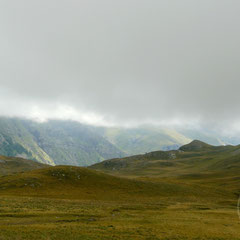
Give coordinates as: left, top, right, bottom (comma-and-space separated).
0, 165, 184, 200
96, 126, 192, 154
0, 118, 194, 166
0, 141, 239, 240
90, 140, 240, 177
0, 118, 54, 164
1, 117, 240, 167
0, 148, 239, 240
0, 165, 232, 202
0, 155, 48, 176
179, 139, 214, 151
0, 118, 125, 166
23, 120, 126, 166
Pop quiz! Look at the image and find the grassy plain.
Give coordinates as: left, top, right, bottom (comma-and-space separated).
0, 194, 239, 240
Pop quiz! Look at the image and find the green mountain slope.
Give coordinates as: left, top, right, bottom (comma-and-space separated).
0, 118, 125, 166
0, 118, 54, 165
95, 126, 239, 154
0, 118, 194, 166
95, 126, 192, 154
1, 117, 239, 166
24, 120, 126, 165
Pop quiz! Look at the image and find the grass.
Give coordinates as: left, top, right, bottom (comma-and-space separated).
0, 140, 239, 239
0, 155, 47, 176
0, 196, 239, 240
0, 167, 238, 239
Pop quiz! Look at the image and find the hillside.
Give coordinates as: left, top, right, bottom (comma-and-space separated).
0, 164, 235, 203
0, 118, 125, 166
0, 117, 240, 167
0, 165, 207, 201
0, 146, 239, 240
95, 126, 192, 154
95, 125, 239, 154
0, 118, 54, 165
178, 139, 213, 151
0, 118, 193, 166
0, 155, 48, 176
90, 140, 240, 178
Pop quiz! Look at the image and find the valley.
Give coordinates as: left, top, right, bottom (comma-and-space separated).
0, 117, 237, 167
0, 140, 239, 239
1, 1, 239, 239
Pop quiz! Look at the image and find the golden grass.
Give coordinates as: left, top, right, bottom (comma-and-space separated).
1, 137, 240, 240
0, 164, 238, 239
0, 196, 239, 240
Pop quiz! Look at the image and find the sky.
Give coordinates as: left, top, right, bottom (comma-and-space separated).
0, 0, 240, 132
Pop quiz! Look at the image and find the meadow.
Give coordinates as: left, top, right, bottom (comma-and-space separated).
0, 141, 239, 239
0, 194, 239, 240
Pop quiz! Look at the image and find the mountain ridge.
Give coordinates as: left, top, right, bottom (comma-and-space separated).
90, 140, 240, 177
0, 118, 126, 166
0, 117, 239, 166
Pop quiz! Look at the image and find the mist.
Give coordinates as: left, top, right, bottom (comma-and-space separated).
0, 0, 240, 134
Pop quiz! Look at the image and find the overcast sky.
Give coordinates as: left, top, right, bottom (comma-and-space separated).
0, 0, 240, 131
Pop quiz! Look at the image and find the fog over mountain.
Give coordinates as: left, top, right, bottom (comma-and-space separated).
0, 1, 240, 135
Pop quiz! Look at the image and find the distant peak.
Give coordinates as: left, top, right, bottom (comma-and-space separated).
179, 140, 212, 151
190, 139, 209, 145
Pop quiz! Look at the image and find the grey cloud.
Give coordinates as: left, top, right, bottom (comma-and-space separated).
0, 0, 240, 129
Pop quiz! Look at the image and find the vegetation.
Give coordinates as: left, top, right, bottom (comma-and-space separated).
0, 195, 238, 240
96, 126, 191, 154
0, 117, 238, 167
0, 140, 239, 239
90, 140, 240, 177
0, 155, 48, 176
0, 118, 125, 166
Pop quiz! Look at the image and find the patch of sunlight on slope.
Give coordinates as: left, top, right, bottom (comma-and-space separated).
161, 128, 192, 144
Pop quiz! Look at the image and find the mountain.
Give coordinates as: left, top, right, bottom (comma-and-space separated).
177, 127, 227, 145
0, 118, 193, 166
95, 125, 240, 154
0, 118, 125, 166
90, 140, 240, 178
179, 139, 213, 151
0, 117, 239, 166
0, 144, 239, 240
0, 118, 54, 164
95, 126, 192, 154
23, 120, 126, 165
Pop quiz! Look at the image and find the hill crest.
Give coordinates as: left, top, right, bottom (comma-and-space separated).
179, 140, 213, 151
0, 155, 48, 176
90, 140, 240, 176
